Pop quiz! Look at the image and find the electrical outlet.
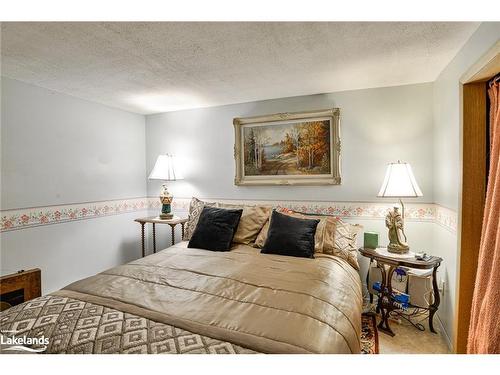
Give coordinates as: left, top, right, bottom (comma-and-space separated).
439, 280, 445, 296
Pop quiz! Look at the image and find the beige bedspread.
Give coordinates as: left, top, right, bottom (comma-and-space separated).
54, 242, 362, 354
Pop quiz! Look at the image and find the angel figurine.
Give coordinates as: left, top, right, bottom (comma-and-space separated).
385, 206, 410, 253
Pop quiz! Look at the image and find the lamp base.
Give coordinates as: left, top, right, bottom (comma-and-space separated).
158, 183, 174, 220
159, 202, 173, 219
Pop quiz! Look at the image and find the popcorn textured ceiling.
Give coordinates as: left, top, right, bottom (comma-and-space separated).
1, 22, 480, 114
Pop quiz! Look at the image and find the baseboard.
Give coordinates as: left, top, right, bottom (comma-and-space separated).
436, 314, 453, 352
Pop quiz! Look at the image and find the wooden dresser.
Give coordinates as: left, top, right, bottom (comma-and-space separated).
0, 268, 41, 311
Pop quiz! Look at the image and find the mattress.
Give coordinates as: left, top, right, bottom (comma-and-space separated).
0, 242, 362, 354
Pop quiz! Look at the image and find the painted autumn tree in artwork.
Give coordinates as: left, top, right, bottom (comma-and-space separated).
243, 120, 331, 176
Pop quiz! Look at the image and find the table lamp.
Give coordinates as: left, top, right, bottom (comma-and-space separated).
377, 161, 423, 254
148, 154, 183, 219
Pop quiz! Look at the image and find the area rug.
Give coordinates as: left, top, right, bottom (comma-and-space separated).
361, 313, 379, 354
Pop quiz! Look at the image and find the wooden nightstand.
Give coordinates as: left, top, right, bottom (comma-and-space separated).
0, 269, 41, 311
134, 216, 188, 257
359, 247, 442, 336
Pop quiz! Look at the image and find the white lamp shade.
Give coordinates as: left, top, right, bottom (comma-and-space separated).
378, 161, 423, 198
148, 154, 183, 181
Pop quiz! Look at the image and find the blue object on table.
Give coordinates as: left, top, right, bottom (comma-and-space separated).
393, 291, 410, 308
372, 281, 410, 309
373, 281, 382, 292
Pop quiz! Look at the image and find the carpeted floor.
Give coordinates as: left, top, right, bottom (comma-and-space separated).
361, 313, 379, 354
362, 301, 449, 354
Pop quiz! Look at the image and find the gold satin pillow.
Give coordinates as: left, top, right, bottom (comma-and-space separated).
217, 203, 272, 245
291, 212, 361, 270
254, 208, 335, 254
282, 209, 336, 253
328, 220, 362, 271
254, 217, 271, 248
254, 209, 361, 270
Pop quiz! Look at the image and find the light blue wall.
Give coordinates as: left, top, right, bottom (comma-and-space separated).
1, 77, 148, 293
0, 212, 145, 294
1, 77, 147, 209
146, 83, 435, 204
433, 23, 500, 211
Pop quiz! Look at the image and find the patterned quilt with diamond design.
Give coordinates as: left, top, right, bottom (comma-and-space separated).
0, 295, 257, 354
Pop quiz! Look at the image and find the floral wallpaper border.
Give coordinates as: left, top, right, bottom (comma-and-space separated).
171, 198, 438, 219
1, 197, 457, 233
0, 198, 159, 232
435, 204, 459, 233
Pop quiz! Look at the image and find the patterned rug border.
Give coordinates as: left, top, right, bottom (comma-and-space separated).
361, 312, 379, 354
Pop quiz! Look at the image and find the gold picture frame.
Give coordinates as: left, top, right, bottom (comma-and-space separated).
233, 108, 341, 186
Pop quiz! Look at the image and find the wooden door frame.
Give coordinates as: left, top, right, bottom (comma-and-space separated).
456, 81, 487, 354
455, 43, 499, 353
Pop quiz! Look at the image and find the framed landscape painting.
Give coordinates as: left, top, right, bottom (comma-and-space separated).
233, 108, 341, 185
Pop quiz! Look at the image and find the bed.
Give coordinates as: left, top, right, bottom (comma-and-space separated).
0, 241, 362, 354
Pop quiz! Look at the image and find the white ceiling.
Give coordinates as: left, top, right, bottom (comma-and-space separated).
1, 22, 479, 115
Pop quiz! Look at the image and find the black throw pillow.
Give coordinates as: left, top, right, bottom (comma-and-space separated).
261, 210, 320, 258
188, 206, 243, 251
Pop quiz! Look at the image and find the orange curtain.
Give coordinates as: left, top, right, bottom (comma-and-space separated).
467, 78, 500, 354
